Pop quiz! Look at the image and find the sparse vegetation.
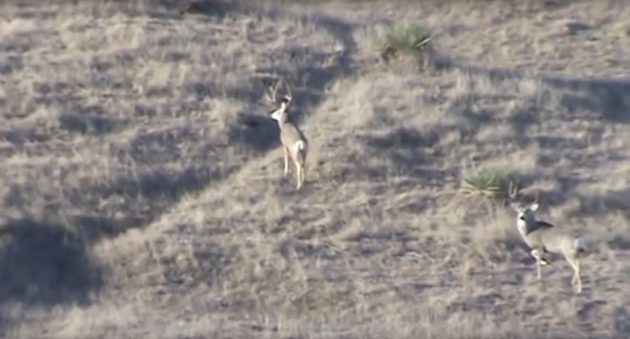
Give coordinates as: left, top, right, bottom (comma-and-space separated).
459, 163, 521, 206
1, 1, 630, 338
373, 22, 432, 63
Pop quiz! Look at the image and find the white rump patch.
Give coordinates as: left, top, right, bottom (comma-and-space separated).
293, 140, 307, 153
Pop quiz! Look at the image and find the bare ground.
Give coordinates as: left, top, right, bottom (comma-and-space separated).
1, 1, 629, 338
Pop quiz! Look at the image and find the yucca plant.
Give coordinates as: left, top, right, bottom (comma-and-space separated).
373, 23, 432, 63
459, 165, 521, 206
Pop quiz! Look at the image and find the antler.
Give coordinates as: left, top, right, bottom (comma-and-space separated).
283, 81, 292, 104
507, 180, 521, 211
508, 181, 519, 201
264, 78, 282, 104
262, 76, 293, 106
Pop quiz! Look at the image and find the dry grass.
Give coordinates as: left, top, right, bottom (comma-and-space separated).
1, 1, 630, 338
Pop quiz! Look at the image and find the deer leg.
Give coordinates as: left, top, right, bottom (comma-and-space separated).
283, 147, 289, 177
291, 157, 302, 190
567, 256, 582, 293
296, 160, 305, 188
576, 259, 582, 293
531, 249, 543, 280
295, 164, 302, 190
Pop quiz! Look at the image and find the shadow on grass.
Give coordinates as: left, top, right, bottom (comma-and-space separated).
182, 0, 250, 19
85, 164, 240, 234
57, 105, 130, 136
363, 126, 440, 151
576, 188, 630, 218
229, 113, 280, 153
550, 77, 630, 124
615, 306, 630, 334
108, 165, 227, 200
359, 125, 454, 189
425, 40, 630, 124
207, 4, 359, 153
459, 63, 630, 125
0, 218, 103, 307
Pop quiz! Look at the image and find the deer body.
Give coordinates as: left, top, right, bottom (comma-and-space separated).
512, 203, 587, 293
266, 80, 308, 190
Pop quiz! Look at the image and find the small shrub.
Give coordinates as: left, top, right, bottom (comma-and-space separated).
373, 23, 432, 63
459, 164, 521, 206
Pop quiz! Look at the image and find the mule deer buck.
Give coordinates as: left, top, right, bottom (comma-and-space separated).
510, 201, 587, 293
265, 78, 308, 190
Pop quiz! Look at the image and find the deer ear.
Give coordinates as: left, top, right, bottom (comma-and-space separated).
529, 203, 539, 212
510, 202, 521, 213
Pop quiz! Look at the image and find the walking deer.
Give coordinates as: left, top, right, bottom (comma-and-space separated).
510, 201, 587, 293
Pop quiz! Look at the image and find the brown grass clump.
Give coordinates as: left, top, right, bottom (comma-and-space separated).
1, 1, 630, 338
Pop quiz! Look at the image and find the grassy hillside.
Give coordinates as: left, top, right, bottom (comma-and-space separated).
1, 1, 629, 338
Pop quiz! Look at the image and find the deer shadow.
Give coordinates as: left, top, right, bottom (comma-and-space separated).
229, 113, 280, 153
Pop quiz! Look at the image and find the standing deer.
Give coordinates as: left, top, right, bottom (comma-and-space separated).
510, 201, 587, 293
265, 79, 308, 190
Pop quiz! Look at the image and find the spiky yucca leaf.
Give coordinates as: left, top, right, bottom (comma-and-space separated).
373, 23, 432, 62
460, 167, 520, 205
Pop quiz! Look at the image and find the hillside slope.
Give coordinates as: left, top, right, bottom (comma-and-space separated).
1, 1, 630, 338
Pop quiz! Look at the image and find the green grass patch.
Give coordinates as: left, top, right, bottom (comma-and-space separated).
373, 23, 432, 63
459, 164, 522, 206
